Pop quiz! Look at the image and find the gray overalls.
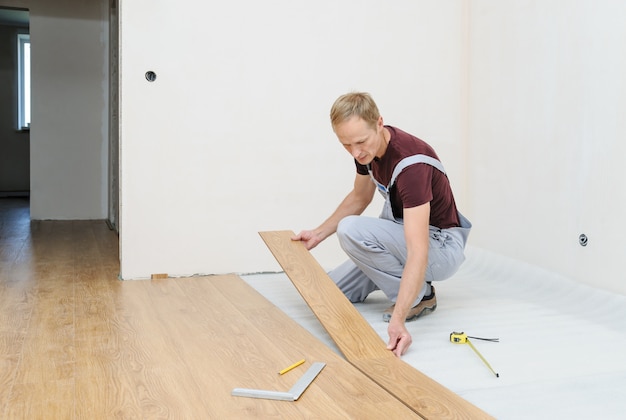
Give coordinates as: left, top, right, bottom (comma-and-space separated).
329, 154, 472, 305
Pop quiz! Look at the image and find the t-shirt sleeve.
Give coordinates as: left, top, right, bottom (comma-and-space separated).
395, 163, 433, 208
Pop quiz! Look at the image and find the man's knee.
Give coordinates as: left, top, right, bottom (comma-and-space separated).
426, 248, 466, 282
336, 215, 360, 242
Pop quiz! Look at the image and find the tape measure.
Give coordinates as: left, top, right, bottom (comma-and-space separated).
450, 331, 500, 378
450, 332, 469, 343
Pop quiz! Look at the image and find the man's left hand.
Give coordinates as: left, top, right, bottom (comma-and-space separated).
386, 319, 412, 357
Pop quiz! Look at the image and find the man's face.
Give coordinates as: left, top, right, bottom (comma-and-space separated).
334, 116, 385, 165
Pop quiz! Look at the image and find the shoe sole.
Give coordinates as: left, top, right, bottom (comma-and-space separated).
382, 303, 437, 323
405, 303, 437, 322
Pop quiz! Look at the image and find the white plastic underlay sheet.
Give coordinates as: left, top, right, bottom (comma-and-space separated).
242, 247, 626, 420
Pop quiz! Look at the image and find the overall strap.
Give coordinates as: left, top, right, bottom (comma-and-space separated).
388, 154, 446, 189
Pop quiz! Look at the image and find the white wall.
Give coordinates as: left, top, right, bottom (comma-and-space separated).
468, 0, 626, 294
119, 0, 469, 279
0, 0, 109, 219
120, 0, 626, 295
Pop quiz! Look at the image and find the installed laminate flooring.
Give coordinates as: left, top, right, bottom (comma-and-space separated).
0, 198, 420, 419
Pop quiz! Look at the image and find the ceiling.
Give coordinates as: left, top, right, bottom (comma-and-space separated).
0, 8, 29, 27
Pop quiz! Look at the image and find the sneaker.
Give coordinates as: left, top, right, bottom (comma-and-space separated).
382, 286, 437, 322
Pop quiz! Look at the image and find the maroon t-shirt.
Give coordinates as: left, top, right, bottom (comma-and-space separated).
355, 126, 460, 229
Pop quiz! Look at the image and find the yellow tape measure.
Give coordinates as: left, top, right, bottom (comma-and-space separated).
450, 332, 500, 378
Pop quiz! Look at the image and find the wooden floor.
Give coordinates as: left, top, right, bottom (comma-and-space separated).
0, 198, 422, 419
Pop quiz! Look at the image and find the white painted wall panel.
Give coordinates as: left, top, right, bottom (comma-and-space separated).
119, 0, 468, 278
468, 0, 626, 294
28, 0, 109, 219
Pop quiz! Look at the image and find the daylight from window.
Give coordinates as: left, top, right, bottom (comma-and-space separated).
18, 34, 30, 129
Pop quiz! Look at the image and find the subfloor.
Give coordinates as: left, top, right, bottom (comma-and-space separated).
242, 244, 626, 419
2, 197, 626, 419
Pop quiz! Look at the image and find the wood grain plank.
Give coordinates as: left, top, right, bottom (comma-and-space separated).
77, 274, 214, 419
259, 231, 390, 361
5, 273, 76, 419
161, 276, 313, 419
73, 221, 147, 418
73, 267, 144, 419
259, 230, 495, 420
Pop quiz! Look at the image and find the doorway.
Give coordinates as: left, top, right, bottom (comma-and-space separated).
0, 2, 119, 233
0, 7, 30, 200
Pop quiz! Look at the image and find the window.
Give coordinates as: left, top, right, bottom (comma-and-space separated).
17, 33, 30, 130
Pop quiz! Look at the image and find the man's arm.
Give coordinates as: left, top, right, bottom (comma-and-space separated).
292, 173, 375, 250
386, 202, 430, 357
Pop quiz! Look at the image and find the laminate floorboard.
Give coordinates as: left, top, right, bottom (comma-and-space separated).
259, 230, 493, 420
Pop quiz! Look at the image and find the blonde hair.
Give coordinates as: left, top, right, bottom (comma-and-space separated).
330, 92, 380, 129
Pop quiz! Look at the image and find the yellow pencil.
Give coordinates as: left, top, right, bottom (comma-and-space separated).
278, 359, 305, 375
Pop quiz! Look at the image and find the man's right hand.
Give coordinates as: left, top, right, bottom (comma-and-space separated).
291, 230, 323, 250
